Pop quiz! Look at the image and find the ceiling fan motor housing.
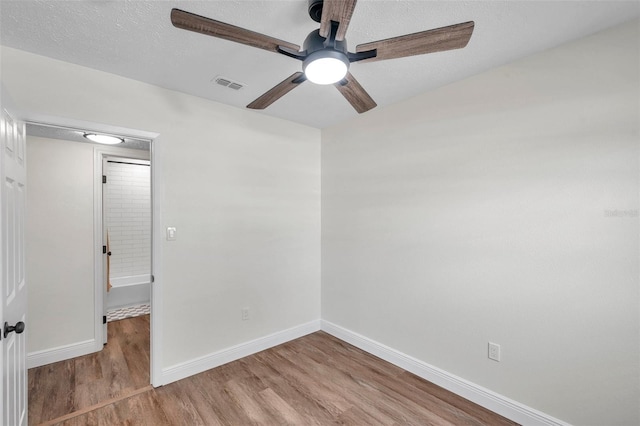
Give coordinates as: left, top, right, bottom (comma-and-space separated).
303, 28, 347, 54
302, 29, 350, 73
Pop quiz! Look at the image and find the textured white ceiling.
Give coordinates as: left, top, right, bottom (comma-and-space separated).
1, 0, 638, 128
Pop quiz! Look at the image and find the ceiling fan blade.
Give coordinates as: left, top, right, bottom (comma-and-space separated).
334, 72, 376, 114
319, 0, 358, 41
356, 21, 474, 62
171, 9, 300, 54
247, 72, 307, 110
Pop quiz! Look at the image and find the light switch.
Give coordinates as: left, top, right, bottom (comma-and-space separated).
166, 227, 177, 241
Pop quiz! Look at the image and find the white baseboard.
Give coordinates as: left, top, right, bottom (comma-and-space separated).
160, 320, 321, 386
27, 339, 99, 369
321, 320, 570, 426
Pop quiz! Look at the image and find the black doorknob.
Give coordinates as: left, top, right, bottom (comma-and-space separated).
4, 321, 25, 338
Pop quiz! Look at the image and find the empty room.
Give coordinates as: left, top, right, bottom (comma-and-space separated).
0, 1, 638, 425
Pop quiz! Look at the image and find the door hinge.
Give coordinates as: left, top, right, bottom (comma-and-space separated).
102, 175, 107, 184
103, 315, 107, 324
103, 245, 107, 254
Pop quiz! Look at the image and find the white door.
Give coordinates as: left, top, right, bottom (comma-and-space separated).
0, 107, 28, 426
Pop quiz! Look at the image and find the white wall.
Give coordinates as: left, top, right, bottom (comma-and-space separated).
25, 136, 95, 352
322, 20, 639, 426
3, 47, 321, 369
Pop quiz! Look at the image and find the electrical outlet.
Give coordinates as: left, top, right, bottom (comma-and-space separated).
241, 307, 250, 321
488, 342, 501, 362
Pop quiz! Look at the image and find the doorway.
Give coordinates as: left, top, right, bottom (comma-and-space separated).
23, 121, 157, 424
102, 156, 152, 345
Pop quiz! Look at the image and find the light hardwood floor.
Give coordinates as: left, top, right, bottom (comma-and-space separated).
28, 315, 150, 425
29, 317, 519, 425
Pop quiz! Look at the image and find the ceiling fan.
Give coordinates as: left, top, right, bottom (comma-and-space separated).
171, 0, 474, 114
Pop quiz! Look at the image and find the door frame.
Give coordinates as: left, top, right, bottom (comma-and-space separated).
101, 155, 151, 346
23, 114, 164, 387
96, 151, 151, 348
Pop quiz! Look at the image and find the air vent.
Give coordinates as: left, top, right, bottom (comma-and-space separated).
212, 75, 245, 91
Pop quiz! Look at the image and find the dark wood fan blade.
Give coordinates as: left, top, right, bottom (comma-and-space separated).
334, 72, 376, 114
319, 0, 358, 41
171, 9, 300, 54
247, 72, 306, 110
356, 21, 474, 62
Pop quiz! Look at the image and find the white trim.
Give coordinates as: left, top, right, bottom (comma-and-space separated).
150, 135, 163, 387
27, 339, 97, 369
320, 320, 571, 426
160, 320, 321, 386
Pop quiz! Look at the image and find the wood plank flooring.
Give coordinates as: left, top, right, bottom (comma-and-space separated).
30, 317, 518, 425
29, 315, 150, 425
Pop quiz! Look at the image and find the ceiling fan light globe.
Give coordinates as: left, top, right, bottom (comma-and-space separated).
304, 57, 348, 85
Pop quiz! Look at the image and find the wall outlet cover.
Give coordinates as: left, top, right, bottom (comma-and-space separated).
488, 342, 501, 362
